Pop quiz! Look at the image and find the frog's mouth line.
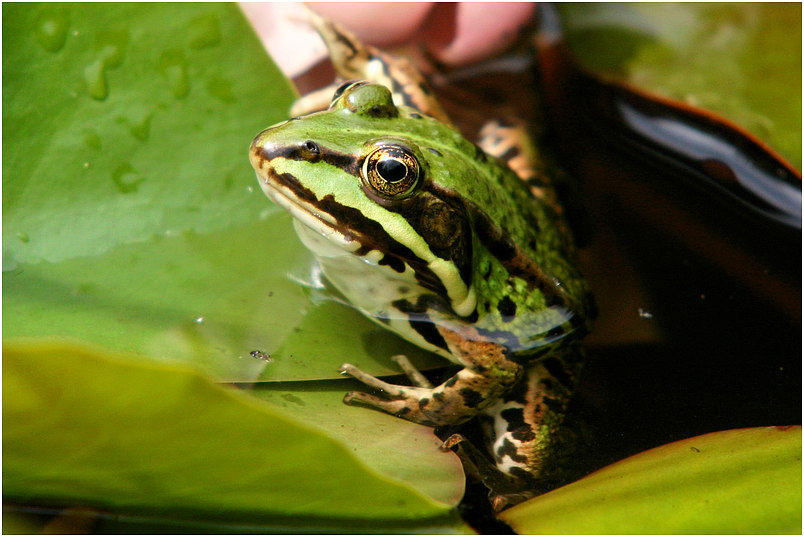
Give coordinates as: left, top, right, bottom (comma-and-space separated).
256, 168, 364, 254
253, 161, 454, 303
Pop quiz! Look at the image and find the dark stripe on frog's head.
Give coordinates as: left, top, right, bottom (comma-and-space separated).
256, 141, 473, 298
256, 139, 361, 175
254, 142, 451, 298
269, 170, 449, 297
374, 188, 475, 291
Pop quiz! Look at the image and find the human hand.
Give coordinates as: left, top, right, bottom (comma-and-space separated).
240, 2, 536, 79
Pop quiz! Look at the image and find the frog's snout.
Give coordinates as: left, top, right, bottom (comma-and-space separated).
249, 128, 282, 168
248, 133, 269, 171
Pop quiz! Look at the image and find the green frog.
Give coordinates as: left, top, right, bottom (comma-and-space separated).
249, 9, 593, 509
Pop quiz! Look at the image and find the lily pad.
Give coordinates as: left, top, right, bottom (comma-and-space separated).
501, 426, 802, 534
3, 212, 439, 382
2, 2, 439, 381
2, 3, 290, 265
248, 381, 466, 507
559, 3, 802, 169
2, 340, 467, 531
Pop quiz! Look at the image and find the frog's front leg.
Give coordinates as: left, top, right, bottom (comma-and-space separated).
340, 330, 523, 426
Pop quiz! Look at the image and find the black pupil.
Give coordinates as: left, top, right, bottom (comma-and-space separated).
377, 158, 407, 183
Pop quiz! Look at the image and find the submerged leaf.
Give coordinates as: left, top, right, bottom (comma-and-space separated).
3, 213, 438, 381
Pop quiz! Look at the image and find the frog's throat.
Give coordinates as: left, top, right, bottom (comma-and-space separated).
255, 167, 477, 318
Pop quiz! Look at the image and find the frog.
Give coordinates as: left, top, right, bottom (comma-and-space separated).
249, 8, 593, 509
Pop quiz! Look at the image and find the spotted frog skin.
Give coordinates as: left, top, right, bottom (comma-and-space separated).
249, 9, 593, 508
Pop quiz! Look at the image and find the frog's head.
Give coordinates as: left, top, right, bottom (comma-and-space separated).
249, 81, 478, 318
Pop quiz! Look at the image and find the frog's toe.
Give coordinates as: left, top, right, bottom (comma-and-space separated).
340, 362, 423, 398
440, 433, 468, 451
339, 363, 378, 385
391, 354, 433, 388
342, 390, 367, 405
343, 390, 420, 418
341, 363, 389, 388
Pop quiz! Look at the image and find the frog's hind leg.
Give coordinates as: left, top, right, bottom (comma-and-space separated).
477, 119, 564, 216
444, 347, 584, 509
290, 82, 342, 117
302, 4, 453, 124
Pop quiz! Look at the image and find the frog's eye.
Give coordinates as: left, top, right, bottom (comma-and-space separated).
362, 145, 420, 199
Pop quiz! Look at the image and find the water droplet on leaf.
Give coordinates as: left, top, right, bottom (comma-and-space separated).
250, 350, 273, 363
84, 59, 107, 100
117, 111, 154, 141
95, 28, 128, 68
34, 8, 69, 52
158, 49, 190, 99
111, 162, 145, 193
188, 13, 221, 49
84, 28, 128, 100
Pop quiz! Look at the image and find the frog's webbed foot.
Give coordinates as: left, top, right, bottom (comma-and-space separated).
339, 346, 522, 427
340, 356, 445, 425
340, 357, 437, 423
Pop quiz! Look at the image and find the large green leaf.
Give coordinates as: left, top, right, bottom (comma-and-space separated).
2, 340, 467, 531
501, 426, 802, 534
2, 3, 463, 530
3, 3, 288, 265
2, 2, 439, 381
3, 212, 439, 382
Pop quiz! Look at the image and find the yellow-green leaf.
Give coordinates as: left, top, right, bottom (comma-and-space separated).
3, 340, 466, 531
501, 427, 802, 534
